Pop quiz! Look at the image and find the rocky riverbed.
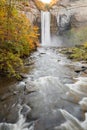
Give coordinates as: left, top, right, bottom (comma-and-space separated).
0, 46, 87, 130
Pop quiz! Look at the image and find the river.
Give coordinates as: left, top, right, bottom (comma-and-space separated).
0, 45, 87, 130
0, 6, 87, 129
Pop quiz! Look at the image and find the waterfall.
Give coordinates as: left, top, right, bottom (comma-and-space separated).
41, 11, 51, 45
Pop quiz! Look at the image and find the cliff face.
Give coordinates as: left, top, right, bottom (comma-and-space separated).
20, 0, 41, 40
50, 0, 87, 33
21, 0, 87, 35
20, 0, 40, 24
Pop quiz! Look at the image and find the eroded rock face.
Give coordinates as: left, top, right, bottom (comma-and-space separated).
51, 0, 87, 33
21, 0, 40, 25
21, 0, 87, 35
22, 0, 41, 40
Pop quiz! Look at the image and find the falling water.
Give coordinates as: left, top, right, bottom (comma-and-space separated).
41, 11, 51, 45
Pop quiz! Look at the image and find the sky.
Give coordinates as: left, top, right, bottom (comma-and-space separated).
40, 0, 51, 3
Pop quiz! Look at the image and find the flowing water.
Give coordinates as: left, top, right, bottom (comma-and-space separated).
41, 11, 51, 45
0, 46, 86, 130
0, 11, 87, 130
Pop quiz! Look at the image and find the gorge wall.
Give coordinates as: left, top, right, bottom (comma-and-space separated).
23, 0, 87, 36
50, 0, 87, 34
21, 0, 41, 39
21, 0, 40, 24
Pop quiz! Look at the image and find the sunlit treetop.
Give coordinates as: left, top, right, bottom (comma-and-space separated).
34, 0, 59, 11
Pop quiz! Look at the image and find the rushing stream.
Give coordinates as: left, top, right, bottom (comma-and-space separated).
0, 11, 87, 130
0, 46, 87, 130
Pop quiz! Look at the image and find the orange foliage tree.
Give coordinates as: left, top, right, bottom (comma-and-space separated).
0, 0, 39, 78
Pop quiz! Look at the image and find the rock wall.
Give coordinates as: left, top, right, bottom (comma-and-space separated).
21, 0, 41, 40
50, 14, 58, 34
21, 0, 40, 25
21, 0, 87, 35
50, 0, 87, 33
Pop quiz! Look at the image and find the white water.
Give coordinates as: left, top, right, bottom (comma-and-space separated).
41, 11, 51, 45
0, 105, 34, 130
55, 109, 87, 130
55, 76, 87, 130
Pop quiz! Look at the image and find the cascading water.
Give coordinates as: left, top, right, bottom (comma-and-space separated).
0, 105, 34, 130
41, 11, 51, 45
55, 77, 87, 130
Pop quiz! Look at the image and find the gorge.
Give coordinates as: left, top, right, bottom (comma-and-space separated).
1, 0, 87, 130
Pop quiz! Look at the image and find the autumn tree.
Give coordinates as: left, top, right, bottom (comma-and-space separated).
0, 0, 39, 78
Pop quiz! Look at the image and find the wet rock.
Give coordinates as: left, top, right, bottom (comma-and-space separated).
16, 81, 26, 91
24, 62, 34, 66
80, 72, 87, 77
81, 61, 87, 64
75, 66, 87, 73
13, 91, 18, 95
84, 69, 87, 74
74, 67, 82, 73
79, 97, 87, 112
40, 52, 46, 55
81, 66, 87, 69
19, 73, 28, 79
6, 108, 19, 123
58, 13, 71, 34
25, 86, 37, 94
21, 104, 31, 116
66, 50, 73, 55
0, 93, 13, 101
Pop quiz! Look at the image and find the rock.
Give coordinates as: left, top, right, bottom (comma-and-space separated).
51, 0, 87, 33
81, 66, 87, 69
21, 0, 40, 25
16, 81, 26, 91
84, 69, 87, 74
66, 50, 73, 55
21, 104, 31, 116
74, 67, 82, 73
79, 97, 87, 111
80, 72, 87, 77
24, 62, 34, 66
74, 65, 87, 73
25, 86, 37, 94
13, 91, 18, 95
81, 61, 87, 64
40, 52, 46, 55
0, 93, 13, 101
20, 73, 28, 79
58, 12, 71, 34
